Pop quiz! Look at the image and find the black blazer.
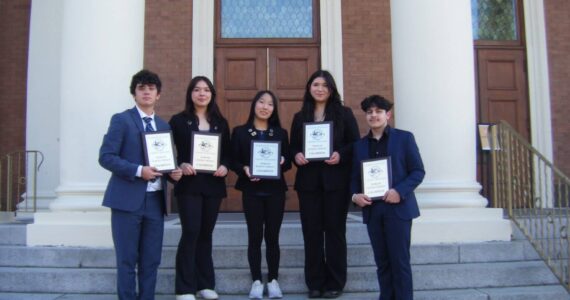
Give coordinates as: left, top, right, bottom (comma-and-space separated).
169, 112, 231, 198
230, 124, 292, 195
290, 106, 360, 192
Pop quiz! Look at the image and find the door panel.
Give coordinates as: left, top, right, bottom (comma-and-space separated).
478, 49, 529, 138
476, 48, 529, 204
216, 46, 319, 211
215, 48, 267, 211
269, 47, 319, 211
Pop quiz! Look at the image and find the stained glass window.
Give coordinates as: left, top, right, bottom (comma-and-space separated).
471, 0, 518, 40
221, 0, 313, 38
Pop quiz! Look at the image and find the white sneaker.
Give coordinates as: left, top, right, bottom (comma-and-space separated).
197, 289, 219, 300
175, 294, 196, 300
267, 279, 283, 299
249, 280, 264, 299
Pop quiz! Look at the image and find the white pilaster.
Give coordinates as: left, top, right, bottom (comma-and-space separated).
192, 0, 215, 80
320, 0, 344, 99
391, 0, 511, 243
523, 0, 553, 161
27, 0, 146, 246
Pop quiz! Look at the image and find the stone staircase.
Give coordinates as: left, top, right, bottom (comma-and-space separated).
0, 213, 568, 300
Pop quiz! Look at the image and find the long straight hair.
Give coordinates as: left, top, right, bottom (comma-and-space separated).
245, 90, 282, 129
184, 76, 226, 125
300, 70, 345, 138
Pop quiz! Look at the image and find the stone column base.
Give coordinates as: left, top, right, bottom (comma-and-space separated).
27, 211, 112, 247
412, 208, 511, 244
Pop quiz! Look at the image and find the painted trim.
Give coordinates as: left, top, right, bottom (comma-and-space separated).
320, 0, 344, 99
192, 0, 343, 93
523, 0, 553, 161
192, 0, 215, 80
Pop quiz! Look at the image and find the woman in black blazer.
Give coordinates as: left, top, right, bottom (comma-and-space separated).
290, 70, 360, 299
230, 90, 291, 299
169, 76, 230, 300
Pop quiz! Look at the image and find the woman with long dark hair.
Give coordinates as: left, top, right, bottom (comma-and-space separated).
230, 90, 291, 299
169, 76, 230, 300
290, 70, 360, 298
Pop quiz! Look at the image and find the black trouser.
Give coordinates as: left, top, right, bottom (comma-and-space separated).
298, 190, 349, 291
242, 193, 286, 281
175, 194, 222, 294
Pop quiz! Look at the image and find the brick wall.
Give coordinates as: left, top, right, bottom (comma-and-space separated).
544, 1, 570, 175
0, 1, 30, 157
342, 0, 393, 134
144, 0, 193, 121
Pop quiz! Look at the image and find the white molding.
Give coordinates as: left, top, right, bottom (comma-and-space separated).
320, 0, 344, 99
522, 0, 553, 161
192, 0, 215, 80
193, 0, 342, 91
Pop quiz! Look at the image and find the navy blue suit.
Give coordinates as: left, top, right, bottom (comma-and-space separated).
99, 106, 169, 300
351, 127, 425, 300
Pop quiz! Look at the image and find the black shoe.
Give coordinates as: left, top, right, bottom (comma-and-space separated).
322, 290, 343, 298
308, 290, 322, 298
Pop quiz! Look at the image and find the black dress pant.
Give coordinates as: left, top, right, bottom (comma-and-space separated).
242, 193, 286, 281
298, 190, 349, 291
175, 193, 222, 294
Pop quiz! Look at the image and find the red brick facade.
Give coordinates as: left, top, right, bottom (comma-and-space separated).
144, 0, 193, 121
0, 1, 30, 157
545, 0, 570, 175
341, 0, 394, 133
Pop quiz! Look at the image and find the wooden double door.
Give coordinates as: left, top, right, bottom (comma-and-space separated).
215, 46, 319, 211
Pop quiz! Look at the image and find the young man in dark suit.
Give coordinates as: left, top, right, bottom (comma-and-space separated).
99, 70, 182, 300
350, 95, 425, 300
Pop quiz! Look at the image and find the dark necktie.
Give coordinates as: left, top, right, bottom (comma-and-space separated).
143, 117, 157, 183
143, 117, 154, 132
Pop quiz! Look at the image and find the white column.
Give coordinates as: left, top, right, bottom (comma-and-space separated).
391, 0, 511, 243
25, 0, 64, 211
27, 0, 145, 246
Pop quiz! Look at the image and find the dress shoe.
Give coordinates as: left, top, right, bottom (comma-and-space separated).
197, 289, 219, 299
322, 290, 343, 298
308, 289, 322, 298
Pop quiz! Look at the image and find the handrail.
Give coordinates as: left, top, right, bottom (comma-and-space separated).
0, 150, 44, 213
489, 121, 570, 291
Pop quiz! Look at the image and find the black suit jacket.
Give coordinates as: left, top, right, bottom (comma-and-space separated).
169, 112, 230, 198
290, 106, 360, 192
230, 124, 292, 194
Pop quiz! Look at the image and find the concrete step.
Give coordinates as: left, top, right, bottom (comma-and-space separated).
0, 261, 559, 294
0, 285, 569, 300
0, 240, 541, 269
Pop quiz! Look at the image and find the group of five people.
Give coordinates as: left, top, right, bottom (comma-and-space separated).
99, 69, 425, 300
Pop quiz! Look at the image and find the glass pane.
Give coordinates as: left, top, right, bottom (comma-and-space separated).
221, 0, 313, 38
471, 0, 518, 41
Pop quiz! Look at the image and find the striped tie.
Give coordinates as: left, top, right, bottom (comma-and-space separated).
143, 117, 154, 132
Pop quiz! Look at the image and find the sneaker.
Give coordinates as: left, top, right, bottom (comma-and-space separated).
175, 294, 196, 300
197, 289, 219, 300
267, 279, 283, 299
249, 280, 264, 299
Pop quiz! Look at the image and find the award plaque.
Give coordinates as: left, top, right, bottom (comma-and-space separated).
191, 132, 221, 173
142, 131, 176, 173
303, 121, 333, 161
361, 157, 392, 201
250, 140, 281, 179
